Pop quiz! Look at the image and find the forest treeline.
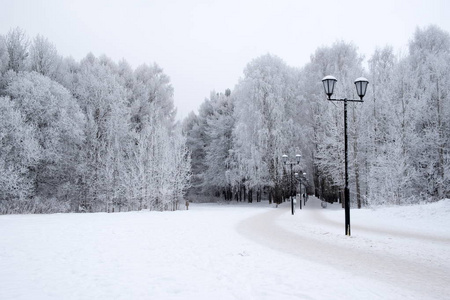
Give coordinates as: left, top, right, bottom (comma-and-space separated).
1, 25, 449, 214
0, 28, 191, 213
184, 25, 450, 206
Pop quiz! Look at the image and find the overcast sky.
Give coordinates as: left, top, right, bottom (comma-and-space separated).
2, 0, 450, 119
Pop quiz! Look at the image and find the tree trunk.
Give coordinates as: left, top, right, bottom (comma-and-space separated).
436, 79, 444, 199
239, 184, 243, 202
353, 106, 362, 208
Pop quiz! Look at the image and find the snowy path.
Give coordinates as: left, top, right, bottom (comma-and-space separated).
238, 197, 450, 299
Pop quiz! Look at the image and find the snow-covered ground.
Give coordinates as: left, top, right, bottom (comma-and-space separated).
0, 197, 449, 300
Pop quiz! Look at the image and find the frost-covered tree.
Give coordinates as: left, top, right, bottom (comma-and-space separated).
133, 63, 176, 129
29, 35, 61, 79
363, 46, 405, 205
5, 27, 29, 72
71, 53, 129, 211
0, 97, 41, 212
0, 35, 9, 75
361, 26, 450, 204
232, 54, 303, 203
183, 99, 214, 197
122, 61, 190, 210
4, 71, 85, 211
53, 56, 80, 92
146, 123, 191, 210
406, 25, 450, 200
202, 91, 235, 199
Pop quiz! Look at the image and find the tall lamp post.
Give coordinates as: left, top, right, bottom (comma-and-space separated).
282, 154, 301, 215
321, 75, 369, 236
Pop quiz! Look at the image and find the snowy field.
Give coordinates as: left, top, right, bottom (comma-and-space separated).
0, 197, 449, 300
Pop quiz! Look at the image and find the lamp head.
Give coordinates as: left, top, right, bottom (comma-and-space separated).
354, 77, 369, 100
322, 75, 337, 99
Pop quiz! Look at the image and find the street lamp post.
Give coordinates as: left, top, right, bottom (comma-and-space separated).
321, 75, 369, 236
294, 172, 306, 209
282, 154, 301, 215
302, 172, 307, 206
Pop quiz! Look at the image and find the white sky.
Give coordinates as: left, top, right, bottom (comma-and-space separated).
2, 0, 450, 119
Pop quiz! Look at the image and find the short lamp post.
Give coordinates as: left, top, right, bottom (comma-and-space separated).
282, 154, 301, 215
321, 75, 369, 236
294, 172, 307, 209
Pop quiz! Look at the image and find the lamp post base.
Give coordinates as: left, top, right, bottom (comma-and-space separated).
344, 187, 350, 236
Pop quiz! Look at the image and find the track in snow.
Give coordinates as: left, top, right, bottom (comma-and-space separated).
237, 198, 450, 299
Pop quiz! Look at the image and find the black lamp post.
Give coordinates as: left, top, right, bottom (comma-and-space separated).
302, 172, 307, 206
294, 171, 307, 209
294, 171, 306, 209
282, 154, 301, 215
321, 75, 369, 236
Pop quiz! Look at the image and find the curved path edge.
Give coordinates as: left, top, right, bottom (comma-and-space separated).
237, 205, 449, 299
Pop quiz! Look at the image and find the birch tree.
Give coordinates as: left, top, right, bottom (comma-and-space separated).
406, 25, 450, 200
72, 53, 129, 211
